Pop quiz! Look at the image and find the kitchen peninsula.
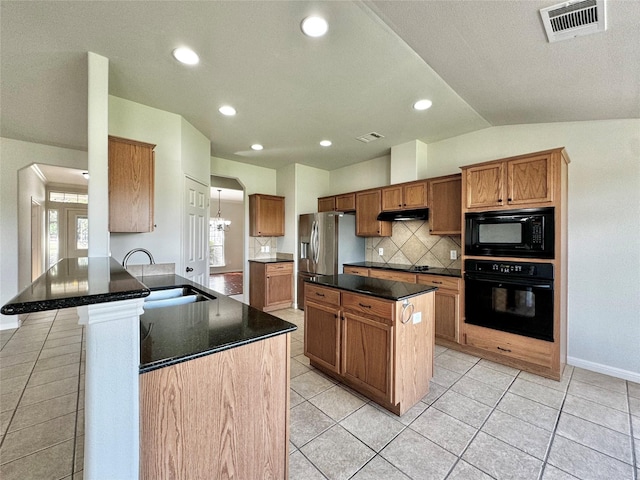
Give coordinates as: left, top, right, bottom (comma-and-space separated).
1, 257, 296, 479
304, 274, 437, 416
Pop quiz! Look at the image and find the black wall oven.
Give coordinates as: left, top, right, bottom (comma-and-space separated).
465, 207, 554, 258
464, 259, 554, 342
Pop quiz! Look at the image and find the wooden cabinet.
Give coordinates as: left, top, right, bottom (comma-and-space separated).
335, 193, 356, 212
249, 194, 285, 236
343, 265, 369, 276
108, 135, 155, 233
381, 181, 428, 211
417, 274, 461, 344
463, 151, 556, 210
249, 261, 293, 311
428, 174, 462, 235
318, 196, 335, 212
356, 190, 392, 237
304, 284, 434, 415
140, 334, 290, 480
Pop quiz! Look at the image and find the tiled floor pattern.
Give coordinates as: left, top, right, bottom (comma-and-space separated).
1, 307, 638, 480
209, 271, 243, 296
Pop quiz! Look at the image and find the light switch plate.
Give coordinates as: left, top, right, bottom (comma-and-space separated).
450, 250, 457, 260
379, 248, 384, 256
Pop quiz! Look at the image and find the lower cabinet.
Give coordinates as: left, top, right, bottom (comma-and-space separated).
304, 283, 434, 415
249, 261, 293, 312
416, 274, 461, 344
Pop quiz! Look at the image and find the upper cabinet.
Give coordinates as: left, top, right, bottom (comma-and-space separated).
356, 190, 392, 237
463, 151, 558, 211
428, 174, 462, 235
108, 135, 156, 233
318, 193, 356, 212
317, 196, 335, 212
249, 194, 285, 236
381, 180, 428, 211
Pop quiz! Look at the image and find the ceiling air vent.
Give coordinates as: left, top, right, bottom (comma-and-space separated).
540, 0, 606, 43
356, 132, 385, 143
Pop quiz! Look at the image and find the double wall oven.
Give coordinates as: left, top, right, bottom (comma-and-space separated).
464, 208, 555, 342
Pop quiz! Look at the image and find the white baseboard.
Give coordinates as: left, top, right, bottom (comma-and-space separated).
0, 314, 21, 330
567, 356, 640, 384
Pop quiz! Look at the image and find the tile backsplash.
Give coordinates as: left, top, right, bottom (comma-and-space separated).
249, 236, 278, 259
365, 220, 462, 269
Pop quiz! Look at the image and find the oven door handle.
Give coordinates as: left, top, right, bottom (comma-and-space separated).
464, 275, 553, 289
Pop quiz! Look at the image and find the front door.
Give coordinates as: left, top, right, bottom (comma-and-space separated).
183, 177, 209, 286
66, 208, 89, 258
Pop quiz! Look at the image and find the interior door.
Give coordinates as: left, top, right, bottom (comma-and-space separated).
183, 177, 209, 286
66, 208, 89, 258
31, 199, 43, 280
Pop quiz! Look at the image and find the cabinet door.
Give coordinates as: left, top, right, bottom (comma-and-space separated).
108, 136, 155, 233
429, 176, 461, 235
250, 194, 285, 236
342, 311, 393, 402
381, 186, 403, 211
465, 163, 504, 210
434, 289, 459, 343
403, 182, 428, 209
507, 155, 553, 205
335, 193, 356, 212
265, 271, 292, 308
318, 196, 335, 212
356, 190, 391, 237
304, 300, 341, 374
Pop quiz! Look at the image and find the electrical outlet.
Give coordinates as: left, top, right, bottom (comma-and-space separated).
378, 248, 384, 256
260, 246, 265, 253
450, 250, 457, 260
265, 245, 270, 253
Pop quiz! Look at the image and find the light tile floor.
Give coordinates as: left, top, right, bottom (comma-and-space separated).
1, 306, 638, 480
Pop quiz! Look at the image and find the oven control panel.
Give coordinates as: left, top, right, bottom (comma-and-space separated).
465, 260, 553, 279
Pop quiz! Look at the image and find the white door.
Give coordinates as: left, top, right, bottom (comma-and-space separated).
66, 208, 89, 258
183, 177, 209, 285
31, 199, 43, 281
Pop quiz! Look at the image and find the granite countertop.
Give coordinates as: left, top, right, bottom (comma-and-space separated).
248, 257, 294, 264
138, 274, 296, 373
307, 274, 437, 301
344, 261, 461, 278
1, 257, 149, 315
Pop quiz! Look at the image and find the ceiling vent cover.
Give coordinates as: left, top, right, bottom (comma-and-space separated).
356, 132, 385, 143
540, 0, 606, 43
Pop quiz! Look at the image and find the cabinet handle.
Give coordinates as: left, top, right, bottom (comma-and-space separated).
507, 198, 512, 202
497, 346, 512, 353
432, 281, 443, 285
498, 199, 502, 203
315, 292, 325, 297
358, 303, 372, 309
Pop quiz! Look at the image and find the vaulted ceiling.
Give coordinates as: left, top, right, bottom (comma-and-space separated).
2, 1, 638, 172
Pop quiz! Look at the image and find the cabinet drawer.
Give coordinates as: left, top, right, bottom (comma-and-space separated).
369, 269, 416, 283
464, 324, 553, 368
416, 274, 460, 291
305, 284, 341, 307
266, 262, 293, 273
344, 266, 369, 276
342, 293, 393, 324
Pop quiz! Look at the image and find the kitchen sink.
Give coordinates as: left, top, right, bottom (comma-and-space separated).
143, 286, 216, 309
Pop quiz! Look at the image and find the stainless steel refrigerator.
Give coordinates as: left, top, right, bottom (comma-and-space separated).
297, 212, 364, 309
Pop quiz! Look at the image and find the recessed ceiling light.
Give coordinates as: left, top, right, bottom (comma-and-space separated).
251, 144, 264, 151
320, 140, 332, 147
301, 16, 328, 37
218, 105, 236, 116
413, 99, 433, 111
172, 47, 199, 65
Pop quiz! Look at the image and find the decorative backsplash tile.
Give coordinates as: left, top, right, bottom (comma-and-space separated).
249, 236, 278, 259
365, 220, 462, 269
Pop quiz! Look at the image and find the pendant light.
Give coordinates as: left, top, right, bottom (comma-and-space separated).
215, 189, 231, 231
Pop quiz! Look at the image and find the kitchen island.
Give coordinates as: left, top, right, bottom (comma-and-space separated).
1, 258, 296, 480
304, 274, 437, 415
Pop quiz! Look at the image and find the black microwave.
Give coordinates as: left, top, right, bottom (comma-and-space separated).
465, 207, 554, 258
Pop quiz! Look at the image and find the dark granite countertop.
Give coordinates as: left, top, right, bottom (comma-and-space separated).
1, 257, 149, 315
307, 274, 437, 301
248, 257, 294, 264
344, 261, 461, 278
137, 274, 296, 373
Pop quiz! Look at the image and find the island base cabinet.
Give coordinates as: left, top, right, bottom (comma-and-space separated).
140, 334, 290, 480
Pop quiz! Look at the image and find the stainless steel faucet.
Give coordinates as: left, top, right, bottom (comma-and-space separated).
122, 248, 156, 268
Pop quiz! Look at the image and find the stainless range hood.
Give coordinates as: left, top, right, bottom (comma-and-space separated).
376, 208, 429, 222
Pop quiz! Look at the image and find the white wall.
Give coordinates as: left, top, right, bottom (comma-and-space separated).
108, 96, 183, 266
328, 154, 390, 194
17, 166, 46, 289
426, 119, 640, 380
276, 164, 296, 256
180, 117, 211, 183
210, 200, 244, 273
1, 138, 87, 328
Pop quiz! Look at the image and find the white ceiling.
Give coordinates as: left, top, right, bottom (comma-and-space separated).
2, 1, 639, 174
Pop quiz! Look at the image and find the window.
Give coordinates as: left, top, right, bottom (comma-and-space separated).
76, 216, 88, 250
49, 191, 88, 204
48, 209, 59, 266
209, 219, 227, 267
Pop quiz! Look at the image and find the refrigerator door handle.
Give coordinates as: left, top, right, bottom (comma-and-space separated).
311, 220, 320, 264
